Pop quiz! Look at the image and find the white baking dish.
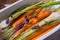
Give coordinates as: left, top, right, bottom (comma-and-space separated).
0, 0, 60, 40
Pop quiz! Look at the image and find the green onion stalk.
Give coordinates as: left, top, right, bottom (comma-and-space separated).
3, 0, 60, 40
17, 12, 60, 40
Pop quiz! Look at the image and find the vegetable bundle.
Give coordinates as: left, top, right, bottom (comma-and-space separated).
0, 0, 60, 40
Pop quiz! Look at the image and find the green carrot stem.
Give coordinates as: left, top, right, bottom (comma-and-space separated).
42, 1, 60, 8
10, 1, 44, 21
37, 0, 60, 8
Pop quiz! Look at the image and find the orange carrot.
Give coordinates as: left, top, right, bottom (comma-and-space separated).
12, 8, 37, 29
27, 8, 42, 19
12, 8, 42, 29
24, 10, 51, 32
25, 21, 60, 40
24, 8, 37, 16
37, 10, 51, 20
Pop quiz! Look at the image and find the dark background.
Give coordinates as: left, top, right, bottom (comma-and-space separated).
44, 29, 60, 40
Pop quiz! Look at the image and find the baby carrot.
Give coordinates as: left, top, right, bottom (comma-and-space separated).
28, 8, 42, 19
32, 20, 60, 40
13, 8, 37, 29
37, 9, 51, 20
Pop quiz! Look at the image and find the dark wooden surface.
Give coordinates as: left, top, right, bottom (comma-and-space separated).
0, 0, 6, 9
6, 0, 17, 4
0, 0, 17, 9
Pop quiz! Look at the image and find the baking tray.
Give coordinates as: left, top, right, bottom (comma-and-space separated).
0, 0, 60, 40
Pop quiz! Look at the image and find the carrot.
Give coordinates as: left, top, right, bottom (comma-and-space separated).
25, 20, 60, 40
28, 8, 42, 19
9, 9, 51, 40
13, 8, 37, 29
27, 9, 45, 24
25, 10, 51, 31
37, 10, 51, 20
